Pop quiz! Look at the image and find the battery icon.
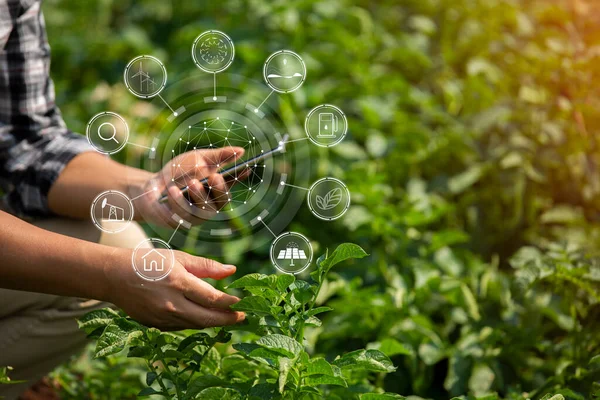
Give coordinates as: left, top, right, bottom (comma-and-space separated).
318, 113, 338, 138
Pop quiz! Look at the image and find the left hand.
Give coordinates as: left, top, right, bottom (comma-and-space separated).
133, 146, 246, 227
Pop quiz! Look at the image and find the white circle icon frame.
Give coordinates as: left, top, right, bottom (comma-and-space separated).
305, 104, 348, 148
192, 30, 235, 74
270, 231, 313, 275
132, 238, 175, 282
124, 55, 167, 99
307, 177, 351, 221
263, 50, 307, 94
90, 190, 134, 234
86, 112, 129, 155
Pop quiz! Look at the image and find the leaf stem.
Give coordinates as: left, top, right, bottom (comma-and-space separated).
158, 354, 182, 400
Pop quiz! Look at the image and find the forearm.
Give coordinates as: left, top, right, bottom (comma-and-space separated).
47, 152, 152, 219
0, 210, 117, 300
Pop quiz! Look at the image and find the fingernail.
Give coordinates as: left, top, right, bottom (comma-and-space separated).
223, 264, 236, 271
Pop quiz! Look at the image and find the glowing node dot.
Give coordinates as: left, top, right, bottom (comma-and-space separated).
153, 187, 158, 191
244, 125, 247, 128
249, 140, 251, 143
257, 216, 262, 221
228, 198, 231, 201
226, 191, 229, 194
217, 164, 220, 167
202, 206, 205, 209
179, 219, 183, 224
234, 177, 237, 180
216, 117, 220, 120
195, 164, 198, 167
227, 129, 230, 132
244, 201, 247, 204
172, 164, 176, 167
171, 178, 175, 181
216, 210, 220, 213
279, 141, 283, 145
213, 96, 217, 100
174, 112, 178, 116
209, 186, 212, 189
261, 150, 264, 153
189, 126, 192, 128
280, 181, 285, 185
151, 147, 155, 151
205, 201, 208, 204
254, 109, 258, 113
189, 203, 192, 206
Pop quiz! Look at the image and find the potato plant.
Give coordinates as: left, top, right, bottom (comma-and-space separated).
77, 244, 401, 399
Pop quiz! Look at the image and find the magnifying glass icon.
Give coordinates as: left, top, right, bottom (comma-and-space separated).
97, 122, 119, 144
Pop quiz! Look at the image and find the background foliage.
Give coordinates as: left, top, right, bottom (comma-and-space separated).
36, 0, 600, 398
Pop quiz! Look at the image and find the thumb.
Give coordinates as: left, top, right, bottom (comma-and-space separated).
183, 254, 237, 280
203, 146, 245, 170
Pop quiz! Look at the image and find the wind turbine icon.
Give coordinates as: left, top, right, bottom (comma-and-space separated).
131, 61, 156, 92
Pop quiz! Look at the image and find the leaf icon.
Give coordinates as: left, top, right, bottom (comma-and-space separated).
315, 188, 342, 210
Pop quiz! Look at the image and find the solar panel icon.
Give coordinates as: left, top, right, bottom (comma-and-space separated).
277, 242, 307, 267
270, 232, 313, 274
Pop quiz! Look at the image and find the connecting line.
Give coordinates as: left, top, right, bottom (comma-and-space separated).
158, 93, 177, 115
168, 220, 183, 245
285, 137, 309, 144
130, 187, 157, 201
213, 72, 217, 98
128, 142, 154, 150
255, 89, 275, 112
258, 217, 277, 238
280, 182, 309, 191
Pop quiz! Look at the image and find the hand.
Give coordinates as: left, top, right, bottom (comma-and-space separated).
133, 146, 246, 227
104, 247, 245, 330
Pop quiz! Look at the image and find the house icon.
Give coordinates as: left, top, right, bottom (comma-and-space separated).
142, 249, 166, 272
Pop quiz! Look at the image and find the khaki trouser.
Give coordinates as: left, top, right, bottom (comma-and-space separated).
0, 218, 149, 400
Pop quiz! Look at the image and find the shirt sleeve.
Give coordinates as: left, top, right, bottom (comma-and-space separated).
0, 0, 94, 218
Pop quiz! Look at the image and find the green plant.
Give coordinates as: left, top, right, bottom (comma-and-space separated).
78, 243, 399, 399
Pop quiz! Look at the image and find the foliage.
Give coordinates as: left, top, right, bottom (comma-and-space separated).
6, 0, 599, 398
75, 244, 400, 399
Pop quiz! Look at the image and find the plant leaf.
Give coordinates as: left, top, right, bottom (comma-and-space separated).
230, 296, 272, 315
77, 308, 120, 335
332, 349, 396, 372
94, 318, 144, 358
318, 243, 368, 276
316, 188, 343, 210
257, 334, 303, 358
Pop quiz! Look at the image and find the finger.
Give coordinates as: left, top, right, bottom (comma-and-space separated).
183, 254, 237, 279
164, 185, 189, 225
179, 301, 245, 328
187, 179, 208, 205
206, 173, 229, 209
203, 146, 245, 170
183, 276, 240, 311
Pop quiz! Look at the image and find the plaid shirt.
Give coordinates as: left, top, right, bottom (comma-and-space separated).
0, 0, 92, 218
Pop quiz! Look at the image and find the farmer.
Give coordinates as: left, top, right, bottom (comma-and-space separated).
0, 1, 245, 398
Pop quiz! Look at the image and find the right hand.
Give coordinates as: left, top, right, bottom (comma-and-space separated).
103, 247, 245, 330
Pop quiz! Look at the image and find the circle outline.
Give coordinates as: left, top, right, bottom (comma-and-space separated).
192, 30, 235, 74
86, 112, 129, 155
304, 104, 348, 148
132, 238, 176, 282
307, 177, 351, 221
270, 231, 313, 275
90, 190, 135, 233
124, 55, 167, 99
263, 50, 306, 94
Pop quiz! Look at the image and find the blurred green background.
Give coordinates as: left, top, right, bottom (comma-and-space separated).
42, 0, 600, 398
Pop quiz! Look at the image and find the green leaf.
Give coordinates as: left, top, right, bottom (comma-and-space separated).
369, 338, 412, 357
318, 243, 368, 276
77, 308, 120, 335
290, 280, 315, 305
185, 375, 228, 399
94, 318, 144, 358
304, 374, 347, 387
276, 274, 295, 292
257, 334, 303, 358
332, 349, 396, 372
196, 387, 242, 400
230, 296, 272, 315
278, 357, 294, 393
305, 306, 333, 317
138, 387, 162, 396
305, 357, 335, 376
227, 273, 277, 289
145, 371, 157, 386
359, 394, 406, 400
